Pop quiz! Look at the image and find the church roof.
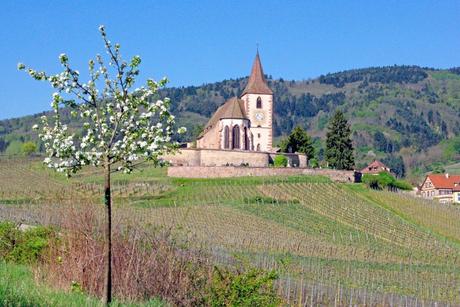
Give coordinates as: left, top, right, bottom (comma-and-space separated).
198, 97, 247, 138
241, 51, 273, 96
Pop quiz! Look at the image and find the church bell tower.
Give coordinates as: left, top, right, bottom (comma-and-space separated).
240, 51, 273, 152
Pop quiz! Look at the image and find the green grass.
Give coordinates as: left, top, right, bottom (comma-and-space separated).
0, 261, 102, 306
0, 262, 167, 306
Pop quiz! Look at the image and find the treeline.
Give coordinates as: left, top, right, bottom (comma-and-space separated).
319, 65, 429, 88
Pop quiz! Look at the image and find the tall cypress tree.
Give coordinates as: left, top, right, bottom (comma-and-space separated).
325, 110, 355, 170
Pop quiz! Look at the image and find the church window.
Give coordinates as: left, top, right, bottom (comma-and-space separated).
223, 126, 229, 149
232, 125, 240, 149
244, 127, 249, 150
258, 133, 261, 138
256, 144, 261, 151
256, 97, 262, 109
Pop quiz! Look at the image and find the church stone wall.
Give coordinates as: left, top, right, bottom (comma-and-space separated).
163, 149, 201, 166
269, 153, 308, 168
163, 148, 268, 167
196, 124, 220, 149
200, 149, 268, 167
168, 166, 357, 183
164, 149, 308, 169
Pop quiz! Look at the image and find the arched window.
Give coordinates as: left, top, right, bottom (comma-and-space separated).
256, 97, 262, 109
256, 144, 261, 151
223, 126, 229, 149
244, 127, 249, 150
232, 125, 240, 149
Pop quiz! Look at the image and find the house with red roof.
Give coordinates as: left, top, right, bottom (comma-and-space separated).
361, 160, 391, 175
420, 173, 460, 203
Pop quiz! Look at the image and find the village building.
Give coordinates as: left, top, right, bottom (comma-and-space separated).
360, 160, 391, 175
419, 173, 460, 204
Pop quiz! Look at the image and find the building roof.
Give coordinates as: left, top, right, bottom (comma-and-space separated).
361, 160, 390, 174
425, 174, 460, 190
241, 51, 273, 96
198, 97, 247, 138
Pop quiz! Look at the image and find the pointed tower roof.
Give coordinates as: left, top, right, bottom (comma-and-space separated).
241, 51, 273, 96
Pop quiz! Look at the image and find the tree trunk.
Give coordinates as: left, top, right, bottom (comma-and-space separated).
103, 160, 112, 305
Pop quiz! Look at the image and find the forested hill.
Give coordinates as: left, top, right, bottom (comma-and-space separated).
2, 65, 460, 180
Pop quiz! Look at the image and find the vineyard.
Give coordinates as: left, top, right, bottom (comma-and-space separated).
1, 157, 460, 305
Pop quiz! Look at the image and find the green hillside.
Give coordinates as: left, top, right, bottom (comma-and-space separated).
1, 157, 459, 305
3, 65, 460, 181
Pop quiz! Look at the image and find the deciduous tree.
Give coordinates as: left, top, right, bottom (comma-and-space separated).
280, 126, 314, 159
19, 25, 185, 305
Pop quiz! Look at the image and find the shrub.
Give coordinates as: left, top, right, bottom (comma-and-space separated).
0, 221, 54, 264
21, 141, 37, 156
0, 222, 19, 259
309, 158, 319, 168
362, 172, 412, 191
273, 155, 288, 167
393, 179, 413, 191
209, 266, 280, 306
42, 204, 211, 306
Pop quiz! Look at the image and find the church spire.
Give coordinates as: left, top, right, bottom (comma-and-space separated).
241, 51, 273, 96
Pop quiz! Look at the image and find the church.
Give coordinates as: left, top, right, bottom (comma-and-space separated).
196, 51, 274, 152
164, 52, 308, 169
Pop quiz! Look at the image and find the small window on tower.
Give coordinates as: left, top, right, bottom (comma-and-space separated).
256, 97, 262, 109
258, 133, 261, 138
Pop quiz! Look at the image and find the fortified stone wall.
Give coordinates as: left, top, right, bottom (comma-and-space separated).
200, 149, 268, 167
168, 166, 357, 183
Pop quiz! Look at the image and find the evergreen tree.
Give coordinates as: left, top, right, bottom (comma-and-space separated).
325, 110, 355, 170
280, 126, 315, 159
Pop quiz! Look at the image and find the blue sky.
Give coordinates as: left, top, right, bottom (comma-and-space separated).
1, 0, 460, 120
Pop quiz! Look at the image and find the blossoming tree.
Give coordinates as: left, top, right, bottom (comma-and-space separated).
18, 25, 185, 304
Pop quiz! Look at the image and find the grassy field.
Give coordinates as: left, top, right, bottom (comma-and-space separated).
1, 156, 460, 305
0, 262, 165, 307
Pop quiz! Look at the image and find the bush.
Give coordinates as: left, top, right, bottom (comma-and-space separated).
0, 222, 55, 264
309, 158, 319, 168
362, 172, 412, 191
273, 155, 288, 167
209, 266, 280, 306
393, 179, 413, 191
22, 141, 37, 156
41, 204, 211, 305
